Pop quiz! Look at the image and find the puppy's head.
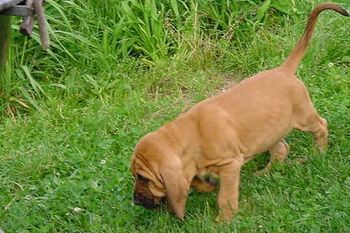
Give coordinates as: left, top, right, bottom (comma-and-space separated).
131, 152, 167, 209
130, 133, 189, 219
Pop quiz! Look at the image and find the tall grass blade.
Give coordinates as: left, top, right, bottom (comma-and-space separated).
257, 0, 272, 22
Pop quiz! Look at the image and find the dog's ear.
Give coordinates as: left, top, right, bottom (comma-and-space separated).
160, 160, 189, 220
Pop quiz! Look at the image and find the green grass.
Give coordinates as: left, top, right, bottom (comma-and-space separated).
1, 0, 350, 232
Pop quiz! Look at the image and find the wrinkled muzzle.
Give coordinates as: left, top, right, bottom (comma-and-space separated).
134, 193, 166, 209
133, 192, 166, 209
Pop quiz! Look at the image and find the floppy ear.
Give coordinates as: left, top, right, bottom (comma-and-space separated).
160, 161, 189, 220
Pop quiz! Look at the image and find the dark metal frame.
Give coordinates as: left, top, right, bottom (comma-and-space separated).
0, 0, 24, 12
0, 0, 47, 71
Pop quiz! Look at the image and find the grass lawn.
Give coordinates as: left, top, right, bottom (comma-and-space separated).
0, 0, 349, 232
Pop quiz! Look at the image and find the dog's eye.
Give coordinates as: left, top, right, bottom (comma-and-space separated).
137, 173, 149, 182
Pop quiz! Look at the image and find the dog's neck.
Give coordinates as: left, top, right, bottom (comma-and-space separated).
154, 115, 201, 182
156, 115, 197, 156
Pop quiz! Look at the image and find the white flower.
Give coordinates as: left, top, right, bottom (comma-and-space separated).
328, 62, 334, 68
91, 181, 99, 190
73, 207, 82, 213
100, 159, 106, 165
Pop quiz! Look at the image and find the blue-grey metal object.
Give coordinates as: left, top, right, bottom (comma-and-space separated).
0, 0, 49, 70
1, 5, 33, 16
0, 0, 23, 12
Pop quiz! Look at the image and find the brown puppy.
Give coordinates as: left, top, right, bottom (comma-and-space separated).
131, 3, 349, 221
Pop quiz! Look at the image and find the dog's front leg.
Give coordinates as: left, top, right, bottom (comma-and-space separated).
216, 158, 243, 222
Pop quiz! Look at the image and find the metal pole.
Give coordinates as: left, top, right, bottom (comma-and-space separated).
0, 15, 11, 71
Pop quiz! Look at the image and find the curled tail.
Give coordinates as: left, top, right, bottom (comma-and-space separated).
282, 3, 349, 73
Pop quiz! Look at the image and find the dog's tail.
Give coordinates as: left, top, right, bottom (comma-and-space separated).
281, 3, 349, 73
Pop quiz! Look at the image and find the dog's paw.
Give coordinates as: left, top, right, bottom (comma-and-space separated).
215, 210, 233, 223
254, 168, 269, 176
191, 175, 218, 193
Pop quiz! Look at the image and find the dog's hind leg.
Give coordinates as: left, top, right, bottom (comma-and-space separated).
297, 113, 328, 151
256, 139, 290, 175
291, 82, 328, 151
293, 93, 328, 151
313, 116, 328, 151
